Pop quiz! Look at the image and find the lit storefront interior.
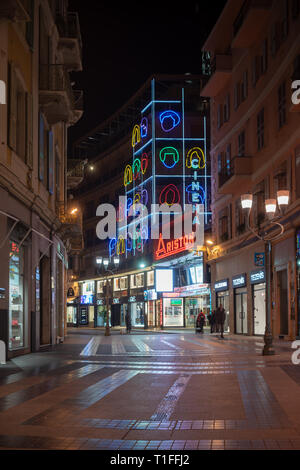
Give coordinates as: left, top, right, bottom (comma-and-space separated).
9, 241, 26, 350
214, 279, 230, 332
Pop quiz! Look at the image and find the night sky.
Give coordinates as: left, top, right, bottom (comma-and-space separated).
68, 1, 227, 147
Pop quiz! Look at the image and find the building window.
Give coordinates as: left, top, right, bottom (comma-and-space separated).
261, 39, 268, 74
223, 94, 230, 122
217, 104, 223, 129
281, 0, 289, 41
278, 81, 286, 128
252, 56, 260, 88
235, 199, 246, 236
147, 271, 154, 286
9, 241, 25, 350
271, 23, 281, 57
218, 207, 231, 243
130, 273, 144, 289
234, 83, 240, 109
257, 108, 265, 151
241, 71, 248, 101
238, 131, 245, 156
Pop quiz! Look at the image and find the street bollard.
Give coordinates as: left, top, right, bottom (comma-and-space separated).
0, 340, 6, 364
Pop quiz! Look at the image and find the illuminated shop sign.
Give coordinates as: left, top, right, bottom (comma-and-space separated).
155, 233, 194, 260
80, 294, 94, 304
128, 296, 136, 303
174, 283, 210, 296
97, 299, 104, 305
250, 269, 265, 284
214, 279, 229, 292
232, 274, 247, 288
155, 268, 174, 293
0, 80, 5, 104
113, 298, 120, 304
144, 289, 157, 301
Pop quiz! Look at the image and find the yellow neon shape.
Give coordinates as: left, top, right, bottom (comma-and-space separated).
124, 164, 133, 187
133, 193, 141, 204
117, 236, 125, 255
132, 124, 141, 148
186, 147, 205, 169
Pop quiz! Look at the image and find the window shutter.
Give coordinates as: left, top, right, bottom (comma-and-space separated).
8, 63, 17, 151
26, 92, 33, 168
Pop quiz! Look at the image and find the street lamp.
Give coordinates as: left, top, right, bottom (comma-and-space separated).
241, 189, 290, 355
96, 256, 120, 336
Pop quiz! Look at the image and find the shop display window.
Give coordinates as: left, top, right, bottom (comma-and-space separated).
9, 241, 25, 350
82, 281, 95, 295
163, 298, 184, 327
147, 270, 154, 286
130, 273, 144, 289
97, 280, 105, 293
131, 302, 145, 327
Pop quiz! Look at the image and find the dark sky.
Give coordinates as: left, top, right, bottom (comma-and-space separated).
68, 1, 227, 145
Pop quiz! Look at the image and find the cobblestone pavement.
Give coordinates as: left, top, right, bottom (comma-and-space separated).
0, 331, 300, 450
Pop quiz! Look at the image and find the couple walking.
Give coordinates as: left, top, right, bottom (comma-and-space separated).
209, 304, 226, 339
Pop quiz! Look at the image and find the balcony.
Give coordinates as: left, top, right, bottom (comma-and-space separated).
67, 159, 87, 190
58, 204, 83, 254
232, 0, 273, 49
200, 55, 232, 97
218, 156, 252, 194
57, 12, 82, 72
0, 0, 30, 22
39, 65, 83, 125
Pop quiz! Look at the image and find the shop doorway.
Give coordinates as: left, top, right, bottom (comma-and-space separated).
56, 258, 64, 337
253, 283, 266, 335
278, 269, 289, 335
216, 291, 230, 332
234, 287, 248, 334
40, 256, 51, 346
111, 304, 121, 326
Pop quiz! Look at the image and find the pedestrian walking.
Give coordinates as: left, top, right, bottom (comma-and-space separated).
125, 311, 131, 334
216, 304, 226, 339
196, 311, 205, 333
210, 310, 216, 334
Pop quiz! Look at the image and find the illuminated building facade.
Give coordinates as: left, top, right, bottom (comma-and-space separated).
201, 0, 300, 339
70, 75, 212, 330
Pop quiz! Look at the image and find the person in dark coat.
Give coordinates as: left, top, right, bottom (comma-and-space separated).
196, 311, 205, 333
216, 304, 226, 338
210, 310, 216, 334
125, 311, 131, 334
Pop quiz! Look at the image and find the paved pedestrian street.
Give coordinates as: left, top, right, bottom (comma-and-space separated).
1, 331, 300, 451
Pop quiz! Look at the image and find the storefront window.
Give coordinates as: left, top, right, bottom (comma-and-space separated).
216, 291, 230, 332
9, 241, 25, 350
82, 281, 95, 295
163, 298, 184, 327
131, 302, 144, 327
114, 278, 121, 291
147, 271, 154, 286
67, 305, 77, 325
97, 280, 105, 293
131, 273, 144, 288
185, 296, 210, 327
120, 276, 128, 290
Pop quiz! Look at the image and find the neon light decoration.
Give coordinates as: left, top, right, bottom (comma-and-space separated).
116, 202, 125, 222
126, 197, 133, 216
186, 182, 206, 204
124, 165, 132, 187
159, 110, 181, 132
126, 234, 133, 252
140, 117, 148, 138
117, 236, 125, 255
159, 184, 181, 206
186, 147, 205, 169
132, 158, 141, 180
159, 146, 179, 169
109, 238, 117, 257
155, 233, 195, 260
132, 124, 141, 148
133, 192, 141, 204
141, 152, 149, 174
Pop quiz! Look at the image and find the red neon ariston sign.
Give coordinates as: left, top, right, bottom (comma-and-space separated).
155, 233, 195, 260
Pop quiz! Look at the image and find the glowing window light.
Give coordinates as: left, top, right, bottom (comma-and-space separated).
132, 124, 141, 147
132, 158, 141, 180
141, 152, 149, 174
159, 110, 181, 132
109, 238, 117, 257
186, 147, 205, 169
140, 117, 148, 138
159, 146, 179, 169
186, 183, 206, 204
124, 165, 133, 187
159, 184, 181, 206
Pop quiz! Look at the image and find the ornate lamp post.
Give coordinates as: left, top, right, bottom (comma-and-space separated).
96, 256, 120, 336
241, 190, 290, 355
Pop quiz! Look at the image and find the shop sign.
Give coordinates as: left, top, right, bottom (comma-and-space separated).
171, 299, 182, 306
254, 252, 265, 267
250, 269, 265, 284
79, 307, 88, 325
144, 289, 157, 301
232, 274, 246, 288
113, 298, 120, 304
155, 268, 174, 293
80, 294, 94, 304
155, 233, 195, 260
67, 287, 75, 297
162, 292, 180, 298
174, 283, 210, 296
97, 299, 104, 305
214, 279, 229, 292
129, 296, 136, 303
0, 288, 5, 300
